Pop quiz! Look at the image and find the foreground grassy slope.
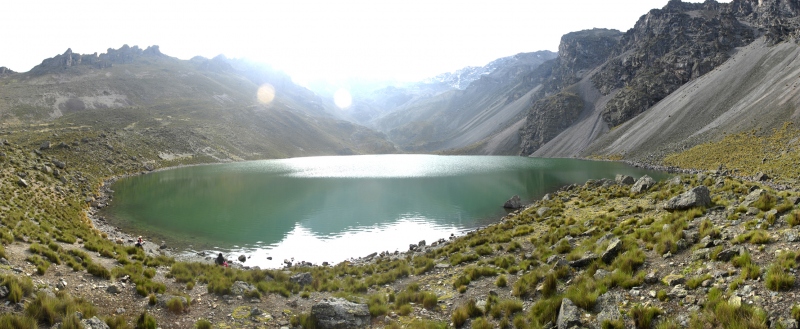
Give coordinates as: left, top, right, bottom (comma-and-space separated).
2, 109, 800, 328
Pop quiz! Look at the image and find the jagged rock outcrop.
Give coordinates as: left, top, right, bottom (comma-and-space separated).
0, 66, 14, 75
591, 0, 755, 127
30, 45, 165, 74
520, 92, 584, 154
518, 29, 621, 155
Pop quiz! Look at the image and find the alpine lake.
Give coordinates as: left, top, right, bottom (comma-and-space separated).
101, 155, 668, 268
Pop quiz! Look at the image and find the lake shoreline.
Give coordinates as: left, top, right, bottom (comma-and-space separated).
88, 156, 670, 270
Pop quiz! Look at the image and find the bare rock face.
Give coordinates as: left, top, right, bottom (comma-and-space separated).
663, 186, 711, 211
311, 298, 370, 329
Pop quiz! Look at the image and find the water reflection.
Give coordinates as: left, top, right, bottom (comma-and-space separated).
103, 155, 667, 268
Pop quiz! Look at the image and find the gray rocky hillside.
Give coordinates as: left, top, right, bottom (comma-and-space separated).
517, 0, 800, 160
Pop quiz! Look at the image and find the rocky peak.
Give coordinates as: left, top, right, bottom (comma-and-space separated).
0, 67, 15, 75
590, 1, 755, 127
557, 29, 622, 75
30, 44, 166, 75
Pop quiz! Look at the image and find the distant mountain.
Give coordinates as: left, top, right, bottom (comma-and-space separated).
0, 45, 395, 161
423, 51, 557, 90
366, 51, 557, 153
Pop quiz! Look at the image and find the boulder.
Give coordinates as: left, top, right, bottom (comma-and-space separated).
106, 284, 122, 295
238, 255, 247, 262
662, 274, 685, 286
615, 174, 635, 185
568, 252, 598, 268
594, 292, 622, 324
17, 178, 28, 187
291, 272, 313, 287
716, 246, 745, 262
81, 316, 110, 329
503, 195, 523, 209
311, 298, 370, 329
630, 175, 656, 194
691, 248, 711, 261
537, 207, 550, 217
754, 172, 769, 181
601, 238, 623, 264
556, 298, 582, 329
52, 159, 66, 169
741, 189, 766, 208
40, 141, 51, 150
664, 186, 711, 211
230, 281, 257, 296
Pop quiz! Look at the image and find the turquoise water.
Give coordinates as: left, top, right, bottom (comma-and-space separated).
103, 155, 666, 268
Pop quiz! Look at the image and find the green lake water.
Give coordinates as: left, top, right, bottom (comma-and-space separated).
102, 155, 667, 268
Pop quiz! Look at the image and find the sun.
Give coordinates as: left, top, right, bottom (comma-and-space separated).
333, 89, 352, 109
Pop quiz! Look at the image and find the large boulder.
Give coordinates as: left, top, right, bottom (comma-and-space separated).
663, 186, 711, 211
601, 238, 623, 264
311, 298, 371, 329
615, 174, 635, 185
503, 195, 523, 209
556, 298, 582, 329
630, 175, 655, 194
291, 272, 313, 287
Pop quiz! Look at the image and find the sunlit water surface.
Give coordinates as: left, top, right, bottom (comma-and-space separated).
103, 155, 667, 268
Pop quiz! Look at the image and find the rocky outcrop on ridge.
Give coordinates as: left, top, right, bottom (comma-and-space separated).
591, 0, 755, 127
30, 44, 165, 74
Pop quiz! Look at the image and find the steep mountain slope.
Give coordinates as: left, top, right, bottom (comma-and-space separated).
519, 0, 800, 159
584, 38, 800, 161
371, 51, 557, 153
0, 45, 395, 161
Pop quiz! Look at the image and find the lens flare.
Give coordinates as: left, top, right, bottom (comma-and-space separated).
257, 84, 276, 105
333, 89, 352, 109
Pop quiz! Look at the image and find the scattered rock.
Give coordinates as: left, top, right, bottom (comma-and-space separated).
106, 284, 121, 294
662, 274, 685, 286
503, 195, 523, 209
311, 298, 371, 329
290, 272, 313, 287
630, 175, 656, 194
669, 285, 688, 298
17, 178, 28, 187
615, 174, 635, 185
556, 298, 582, 329
601, 238, 623, 263
742, 189, 766, 208
691, 248, 711, 261
81, 316, 110, 329
238, 255, 247, 262
568, 252, 598, 268
663, 186, 711, 211
156, 294, 189, 309
230, 281, 257, 296
594, 292, 622, 324
716, 246, 745, 262
418, 240, 426, 247
0, 285, 8, 298
537, 207, 550, 217
52, 159, 66, 169
754, 172, 769, 181
40, 141, 51, 150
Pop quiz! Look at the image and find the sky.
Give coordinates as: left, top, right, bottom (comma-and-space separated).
3, 0, 729, 84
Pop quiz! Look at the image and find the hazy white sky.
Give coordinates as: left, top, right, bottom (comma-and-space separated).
3, 0, 727, 83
